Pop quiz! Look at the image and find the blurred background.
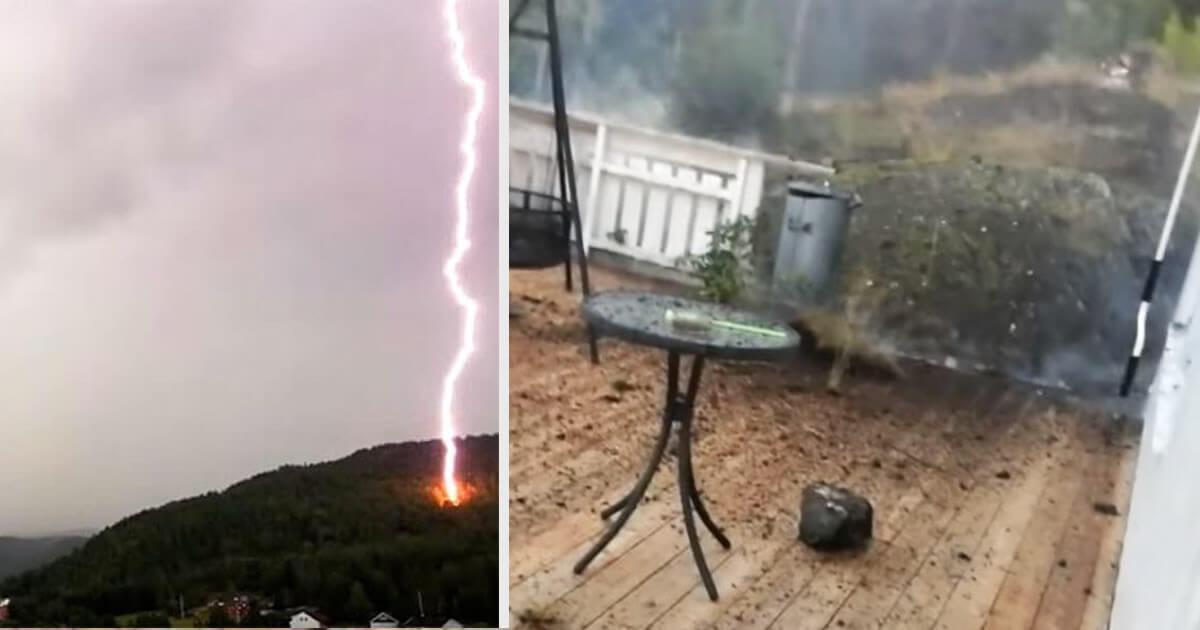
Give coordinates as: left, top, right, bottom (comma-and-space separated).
510, 0, 1200, 398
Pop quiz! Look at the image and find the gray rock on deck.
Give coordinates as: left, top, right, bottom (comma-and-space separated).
798, 482, 874, 551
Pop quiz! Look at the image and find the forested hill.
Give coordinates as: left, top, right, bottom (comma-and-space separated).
0, 435, 499, 628
0, 537, 89, 581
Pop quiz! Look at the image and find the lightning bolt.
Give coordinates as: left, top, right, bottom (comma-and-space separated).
439, 0, 485, 506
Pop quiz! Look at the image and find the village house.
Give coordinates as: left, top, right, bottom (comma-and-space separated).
288, 609, 328, 629
368, 611, 398, 628
0, 598, 10, 622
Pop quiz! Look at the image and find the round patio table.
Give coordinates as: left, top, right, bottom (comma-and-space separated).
574, 291, 801, 601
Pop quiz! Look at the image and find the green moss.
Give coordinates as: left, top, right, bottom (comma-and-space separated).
1163, 10, 1200, 75
835, 160, 925, 188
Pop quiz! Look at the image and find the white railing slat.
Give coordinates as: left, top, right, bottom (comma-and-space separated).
729, 157, 749, 218
690, 172, 725, 257
582, 124, 608, 253
619, 155, 648, 249
509, 100, 824, 272
664, 166, 699, 262
641, 161, 674, 253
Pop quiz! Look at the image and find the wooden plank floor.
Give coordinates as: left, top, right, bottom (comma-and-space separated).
509, 267, 1138, 630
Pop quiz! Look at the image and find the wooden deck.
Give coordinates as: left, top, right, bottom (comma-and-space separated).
508, 267, 1138, 630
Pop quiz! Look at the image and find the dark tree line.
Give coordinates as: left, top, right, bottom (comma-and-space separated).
512, 0, 1200, 139
0, 436, 499, 628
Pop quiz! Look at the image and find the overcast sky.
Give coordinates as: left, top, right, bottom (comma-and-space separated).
0, 0, 499, 537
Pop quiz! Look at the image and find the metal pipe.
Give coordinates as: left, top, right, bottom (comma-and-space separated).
1120, 103, 1200, 396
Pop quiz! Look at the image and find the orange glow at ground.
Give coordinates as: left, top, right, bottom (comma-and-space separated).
431, 479, 473, 507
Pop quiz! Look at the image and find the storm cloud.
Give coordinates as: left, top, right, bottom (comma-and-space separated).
0, 0, 499, 536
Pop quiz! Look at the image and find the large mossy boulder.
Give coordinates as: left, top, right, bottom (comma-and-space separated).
814, 160, 1198, 393
754, 71, 1194, 394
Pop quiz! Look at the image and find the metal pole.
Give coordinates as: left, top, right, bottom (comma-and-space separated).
1120, 103, 1200, 396
544, 0, 587, 292
543, 0, 600, 362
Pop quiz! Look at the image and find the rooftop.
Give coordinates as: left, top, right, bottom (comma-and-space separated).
509, 265, 1137, 629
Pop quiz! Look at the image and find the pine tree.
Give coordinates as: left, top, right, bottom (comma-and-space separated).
345, 582, 373, 625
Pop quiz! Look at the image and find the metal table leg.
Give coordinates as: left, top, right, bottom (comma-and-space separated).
574, 352, 730, 601
587, 326, 600, 364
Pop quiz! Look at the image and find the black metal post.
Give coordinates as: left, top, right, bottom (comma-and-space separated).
544, 0, 583, 292
552, 100, 573, 293
574, 352, 729, 601
511, 0, 600, 364
543, 0, 600, 363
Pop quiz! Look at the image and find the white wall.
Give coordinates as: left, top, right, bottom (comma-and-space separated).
1111, 198, 1200, 628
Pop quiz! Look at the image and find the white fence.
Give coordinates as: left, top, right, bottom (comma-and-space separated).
509, 99, 833, 271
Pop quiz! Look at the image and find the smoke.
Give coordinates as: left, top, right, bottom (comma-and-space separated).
512, 0, 1199, 396
512, 0, 1142, 139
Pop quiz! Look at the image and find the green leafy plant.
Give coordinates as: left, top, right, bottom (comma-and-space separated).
682, 215, 756, 304
1163, 9, 1200, 73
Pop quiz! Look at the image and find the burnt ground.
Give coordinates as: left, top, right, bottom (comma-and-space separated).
509, 265, 1139, 630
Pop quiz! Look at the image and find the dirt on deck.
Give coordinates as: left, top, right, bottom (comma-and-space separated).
510, 265, 1139, 629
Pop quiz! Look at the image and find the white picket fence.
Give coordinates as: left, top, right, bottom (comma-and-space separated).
509, 99, 833, 271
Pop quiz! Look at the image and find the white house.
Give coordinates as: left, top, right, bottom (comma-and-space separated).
288, 610, 325, 629
369, 612, 398, 628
